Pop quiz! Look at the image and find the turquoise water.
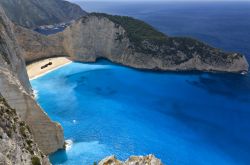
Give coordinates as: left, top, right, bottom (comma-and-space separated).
31, 60, 250, 165
31, 1, 250, 164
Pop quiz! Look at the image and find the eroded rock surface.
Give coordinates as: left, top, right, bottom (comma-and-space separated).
16, 14, 249, 73
0, 6, 64, 154
0, 96, 51, 165
14, 25, 66, 64
98, 155, 163, 165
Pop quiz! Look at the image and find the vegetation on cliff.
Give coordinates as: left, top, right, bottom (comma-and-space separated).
90, 13, 167, 47
0, 95, 49, 164
90, 13, 245, 67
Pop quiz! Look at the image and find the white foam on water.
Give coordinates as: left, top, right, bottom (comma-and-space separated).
33, 89, 39, 99
64, 141, 110, 164
65, 139, 74, 151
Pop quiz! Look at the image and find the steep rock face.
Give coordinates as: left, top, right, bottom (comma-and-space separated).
16, 14, 249, 73
14, 25, 67, 64
0, 6, 64, 154
0, 0, 87, 28
98, 155, 163, 165
0, 96, 50, 165
62, 14, 249, 73
62, 15, 131, 63
0, 6, 31, 93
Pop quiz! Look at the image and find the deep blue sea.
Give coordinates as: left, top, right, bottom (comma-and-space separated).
31, 1, 250, 165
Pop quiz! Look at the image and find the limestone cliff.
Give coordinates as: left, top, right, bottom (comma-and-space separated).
0, 0, 87, 28
14, 25, 66, 64
15, 14, 249, 73
0, 6, 64, 154
0, 96, 50, 165
98, 154, 163, 165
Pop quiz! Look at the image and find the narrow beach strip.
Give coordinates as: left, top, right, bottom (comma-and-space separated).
27, 57, 72, 80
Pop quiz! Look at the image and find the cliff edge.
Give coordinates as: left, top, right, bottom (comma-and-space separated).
0, 96, 50, 165
0, 6, 64, 154
15, 14, 249, 73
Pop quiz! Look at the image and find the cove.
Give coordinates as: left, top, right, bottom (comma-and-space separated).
31, 60, 250, 165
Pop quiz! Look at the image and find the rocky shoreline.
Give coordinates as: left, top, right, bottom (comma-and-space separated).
98, 155, 163, 165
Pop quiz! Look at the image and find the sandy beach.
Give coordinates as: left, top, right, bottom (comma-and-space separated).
27, 57, 72, 80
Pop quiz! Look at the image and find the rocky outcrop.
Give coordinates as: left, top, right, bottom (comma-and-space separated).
0, 0, 87, 28
98, 155, 163, 165
62, 14, 249, 73
0, 96, 50, 165
15, 14, 249, 73
14, 25, 67, 64
0, 6, 64, 154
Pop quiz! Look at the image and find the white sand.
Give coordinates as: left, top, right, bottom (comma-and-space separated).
27, 57, 72, 80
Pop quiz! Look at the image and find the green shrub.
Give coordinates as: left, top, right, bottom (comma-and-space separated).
20, 126, 27, 137
90, 13, 167, 49
26, 139, 33, 146
19, 121, 25, 127
6, 129, 12, 138
27, 147, 34, 155
31, 156, 41, 165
